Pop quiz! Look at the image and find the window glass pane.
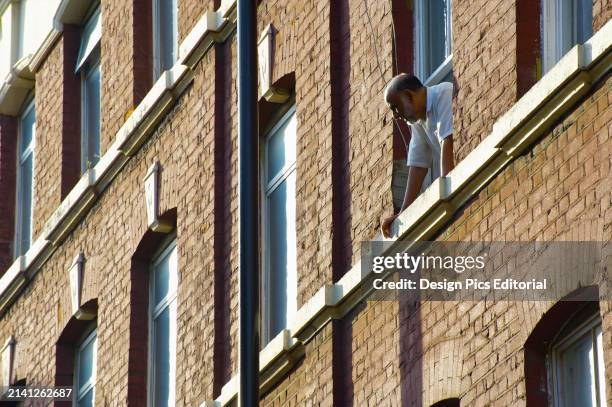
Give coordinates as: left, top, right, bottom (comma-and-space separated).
78, 336, 95, 391
77, 388, 94, 407
559, 332, 596, 406
154, 256, 170, 306
266, 112, 296, 182
153, 246, 177, 306
576, 0, 593, 44
20, 107, 35, 154
19, 155, 33, 253
268, 179, 288, 337
84, 63, 101, 169
157, 0, 178, 73
266, 170, 297, 338
153, 306, 172, 406
284, 170, 297, 325
425, 0, 448, 78
559, 0, 574, 57
150, 242, 177, 407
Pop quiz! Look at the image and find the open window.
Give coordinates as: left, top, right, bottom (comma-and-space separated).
415, 0, 453, 85
260, 104, 298, 346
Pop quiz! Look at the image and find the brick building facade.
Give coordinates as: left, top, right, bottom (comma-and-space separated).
0, 0, 610, 405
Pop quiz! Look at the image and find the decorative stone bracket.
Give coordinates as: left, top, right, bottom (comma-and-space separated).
69, 252, 95, 320
144, 161, 173, 233
258, 24, 289, 103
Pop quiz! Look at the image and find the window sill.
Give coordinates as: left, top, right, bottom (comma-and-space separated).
0, 56, 35, 116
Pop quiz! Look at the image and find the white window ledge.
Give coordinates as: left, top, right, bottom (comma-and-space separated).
0, 56, 35, 116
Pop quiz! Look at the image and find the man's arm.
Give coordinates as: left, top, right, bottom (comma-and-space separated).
441, 135, 454, 176
399, 166, 428, 212
381, 166, 427, 237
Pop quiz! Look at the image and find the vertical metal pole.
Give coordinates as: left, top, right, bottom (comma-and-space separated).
237, 0, 259, 406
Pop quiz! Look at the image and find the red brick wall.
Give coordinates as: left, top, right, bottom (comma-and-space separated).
594, 0, 612, 31
33, 39, 64, 239
32, 29, 85, 239
452, 0, 519, 163
101, 0, 153, 157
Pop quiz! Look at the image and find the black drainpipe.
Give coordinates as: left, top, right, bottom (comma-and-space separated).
237, 0, 260, 405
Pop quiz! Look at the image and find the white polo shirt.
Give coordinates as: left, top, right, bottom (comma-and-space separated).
407, 82, 454, 181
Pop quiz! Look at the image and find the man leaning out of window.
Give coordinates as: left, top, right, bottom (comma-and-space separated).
381, 74, 454, 238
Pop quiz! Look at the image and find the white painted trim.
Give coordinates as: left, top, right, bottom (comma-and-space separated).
178, 11, 222, 67
0, 55, 34, 116
261, 106, 298, 345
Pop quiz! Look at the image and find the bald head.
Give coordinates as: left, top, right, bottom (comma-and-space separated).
384, 74, 426, 123
384, 74, 424, 104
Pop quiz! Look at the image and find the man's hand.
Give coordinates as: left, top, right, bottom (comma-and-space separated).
381, 214, 398, 238
381, 166, 428, 238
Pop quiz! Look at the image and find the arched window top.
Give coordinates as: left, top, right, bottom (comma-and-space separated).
549, 303, 606, 407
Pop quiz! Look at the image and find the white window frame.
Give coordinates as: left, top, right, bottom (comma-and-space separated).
152, 0, 178, 80
415, 0, 453, 86
74, 327, 97, 407
147, 236, 178, 407
14, 98, 35, 258
77, 6, 102, 173
542, 0, 593, 73
549, 312, 607, 407
260, 105, 298, 346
